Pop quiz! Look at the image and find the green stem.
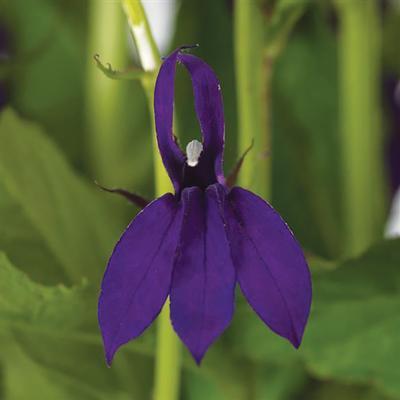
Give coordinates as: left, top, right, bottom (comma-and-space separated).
86, 0, 127, 182
121, 0, 170, 194
336, 0, 386, 256
152, 305, 181, 400
121, 2, 181, 399
234, 0, 271, 199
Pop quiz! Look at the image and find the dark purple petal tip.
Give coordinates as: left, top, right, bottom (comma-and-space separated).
225, 187, 312, 348
170, 185, 236, 364
98, 194, 182, 364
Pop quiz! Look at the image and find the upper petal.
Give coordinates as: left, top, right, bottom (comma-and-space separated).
178, 54, 225, 183
170, 185, 235, 363
154, 49, 186, 192
98, 194, 182, 365
154, 48, 226, 192
225, 187, 312, 347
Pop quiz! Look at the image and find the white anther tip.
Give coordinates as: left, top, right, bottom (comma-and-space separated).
186, 140, 203, 167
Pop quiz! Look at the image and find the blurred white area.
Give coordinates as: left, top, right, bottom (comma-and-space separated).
386, 189, 400, 238
142, 0, 179, 54
386, 80, 400, 238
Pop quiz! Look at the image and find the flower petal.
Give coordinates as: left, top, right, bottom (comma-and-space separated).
170, 185, 235, 363
154, 49, 186, 192
154, 48, 226, 192
98, 194, 182, 365
225, 187, 312, 347
178, 54, 225, 183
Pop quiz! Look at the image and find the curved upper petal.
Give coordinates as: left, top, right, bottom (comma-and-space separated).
225, 187, 312, 347
154, 49, 186, 192
170, 184, 235, 363
154, 48, 226, 192
178, 54, 225, 183
98, 194, 182, 365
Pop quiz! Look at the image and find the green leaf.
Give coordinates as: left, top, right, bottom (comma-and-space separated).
303, 239, 400, 398
4, 0, 88, 165
184, 348, 307, 400
0, 251, 154, 399
255, 363, 307, 400
383, 9, 400, 75
271, 9, 342, 258
0, 252, 88, 332
183, 372, 226, 400
228, 239, 400, 399
3, 338, 80, 400
307, 381, 392, 400
0, 182, 67, 285
2, 335, 139, 400
265, 0, 310, 59
0, 109, 121, 283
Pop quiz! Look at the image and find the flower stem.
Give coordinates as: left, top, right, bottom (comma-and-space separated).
121, 1, 180, 399
121, 0, 170, 195
336, 0, 386, 256
86, 0, 127, 182
234, 0, 271, 199
152, 305, 181, 400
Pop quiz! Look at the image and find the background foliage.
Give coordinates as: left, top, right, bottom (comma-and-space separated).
1, 0, 400, 399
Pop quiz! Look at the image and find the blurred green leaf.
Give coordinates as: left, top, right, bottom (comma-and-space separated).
0, 109, 121, 283
0, 252, 87, 331
307, 381, 392, 400
0, 253, 105, 399
183, 371, 225, 400
0, 251, 153, 399
304, 239, 400, 398
229, 239, 400, 398
271, 9, 342, 258
255, 363, 307, 400
3, 0, 87, 166
0, 182, 66, 285
185, 352, 307, 400
265, 0, 310, 59
0, 109, 155, 397
3, 338, 85, 400
383, 6, 400, 75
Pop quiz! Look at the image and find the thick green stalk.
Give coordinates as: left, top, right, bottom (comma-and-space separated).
336, 0, 386, 256
121, 0, 170, 194
234, 0, 271, 199
121, 2, 180, 400
86, 1, 127, 182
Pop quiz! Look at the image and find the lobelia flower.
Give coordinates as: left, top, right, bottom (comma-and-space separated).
98, 46, 312, 365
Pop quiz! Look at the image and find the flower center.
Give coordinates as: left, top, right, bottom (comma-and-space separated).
186, 140, 203, 167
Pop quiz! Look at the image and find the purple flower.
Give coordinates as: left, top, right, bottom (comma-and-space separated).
0, 23, 11, 110
98, 47, 312, 365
